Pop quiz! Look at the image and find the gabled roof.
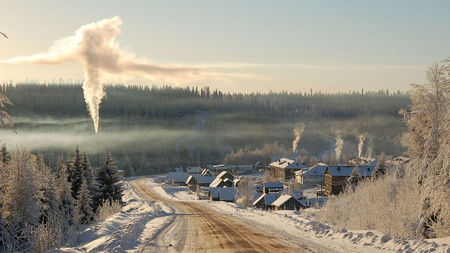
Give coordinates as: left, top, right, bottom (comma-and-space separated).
272, 194, 297, 207
253, 193, 278, 206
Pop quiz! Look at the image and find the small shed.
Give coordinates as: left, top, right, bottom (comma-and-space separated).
209, 187, 220, 201
253, 193, 278, 210
272, 195, 305, 211
219, 188, 236, 202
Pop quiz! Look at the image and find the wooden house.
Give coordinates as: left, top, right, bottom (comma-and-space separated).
263, 182, 284, 194
209, 171, 235, 188
186, 174, 215, 191
324, 165, 375, 196
208, 187, 236, 202
295, 163, 327, 186
271, 194, 305, 211
253, 193, 278, 210
269, 158, 308, 180
166, 172, 189, 185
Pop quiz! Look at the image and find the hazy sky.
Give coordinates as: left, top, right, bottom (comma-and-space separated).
1, 0, 450, 94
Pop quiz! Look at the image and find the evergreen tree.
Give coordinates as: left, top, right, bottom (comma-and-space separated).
0, 143, 10, 165
96, 149, 124, 204
54, 155, 76, 229
35, 154, 59, 223
75, 178, 94, 225
346, 165, 362, 193
82, 152, 101, 211
66, 146, 84, 200
372, 152, 386, 179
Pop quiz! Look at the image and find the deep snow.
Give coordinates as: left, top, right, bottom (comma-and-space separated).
51, 175, 450, 253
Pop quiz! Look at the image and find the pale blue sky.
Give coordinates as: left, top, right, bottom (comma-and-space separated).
1, 1, 450, 93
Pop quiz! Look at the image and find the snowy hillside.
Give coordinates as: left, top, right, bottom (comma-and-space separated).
52, 176, 450, 253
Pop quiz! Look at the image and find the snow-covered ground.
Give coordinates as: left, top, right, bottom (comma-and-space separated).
52, 175, 450, 253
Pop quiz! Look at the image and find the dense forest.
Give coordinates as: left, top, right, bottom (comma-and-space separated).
0, 82, 410, 175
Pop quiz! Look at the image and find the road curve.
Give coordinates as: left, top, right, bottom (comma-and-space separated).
130, 178, 308, 253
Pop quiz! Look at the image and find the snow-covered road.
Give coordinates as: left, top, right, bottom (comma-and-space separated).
52, 176, 450, 253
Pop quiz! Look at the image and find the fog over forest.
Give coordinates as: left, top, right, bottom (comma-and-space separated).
0, 82, 409, 174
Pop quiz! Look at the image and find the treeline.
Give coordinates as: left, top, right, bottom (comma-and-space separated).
0, 145, 123, 252
0, 82, 410, 173
2, 83, 408, 120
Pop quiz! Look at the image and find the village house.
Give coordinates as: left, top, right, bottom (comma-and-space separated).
295, 163, 328, 186
324, 165, 375, 196
186, 174, 215, 191
253, 193, 278, 210
209, 171, 235, 188
166, 172, 189, 185
271, 194, 305, 211
208, 187, 236, 202
269, 157, 308, 180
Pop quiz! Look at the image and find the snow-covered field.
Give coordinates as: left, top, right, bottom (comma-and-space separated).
53, 175, 450, 253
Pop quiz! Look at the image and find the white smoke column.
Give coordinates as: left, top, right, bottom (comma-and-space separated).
3, 16, 237, 133
358, 134, 366, 158
335, 135, 343, 163
292, 123, 305, 154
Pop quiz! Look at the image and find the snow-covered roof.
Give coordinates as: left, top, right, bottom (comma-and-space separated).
167, 172, 189, 183
272, 194, 295, 207
302, 164, 328, 176
253, 193, 279, 206
325, 166, 375, 177
271, 156, 297, 162
264, 182, 284, 188
269, 158, 295, 169
196, 176, 215, 184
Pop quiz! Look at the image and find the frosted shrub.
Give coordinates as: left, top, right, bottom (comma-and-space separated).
317, 170, 421, 238
95, 199, 123, 222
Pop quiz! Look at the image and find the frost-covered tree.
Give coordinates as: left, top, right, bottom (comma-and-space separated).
0, 149, 41, 252
0, 92, 15, 133
82, 152, 101, 210
54, 155, 76, 245
96, 149, 124, 204
345, 165, 362, 193
400, 61, 450, 238
373, 152, 386, 180
236, 176, 255, 208
0, 144, 10, 164
75, 178, 94, 225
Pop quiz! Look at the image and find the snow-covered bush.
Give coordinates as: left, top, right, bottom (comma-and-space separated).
236, 176, 255, 208
95, 199, 122, 223
317, 169, 421, 238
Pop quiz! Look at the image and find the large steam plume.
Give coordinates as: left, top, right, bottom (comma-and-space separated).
292, 123, 305, 154
358, 134, 366, 158
334, 134, 343, 163
3, 16, 239, 133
